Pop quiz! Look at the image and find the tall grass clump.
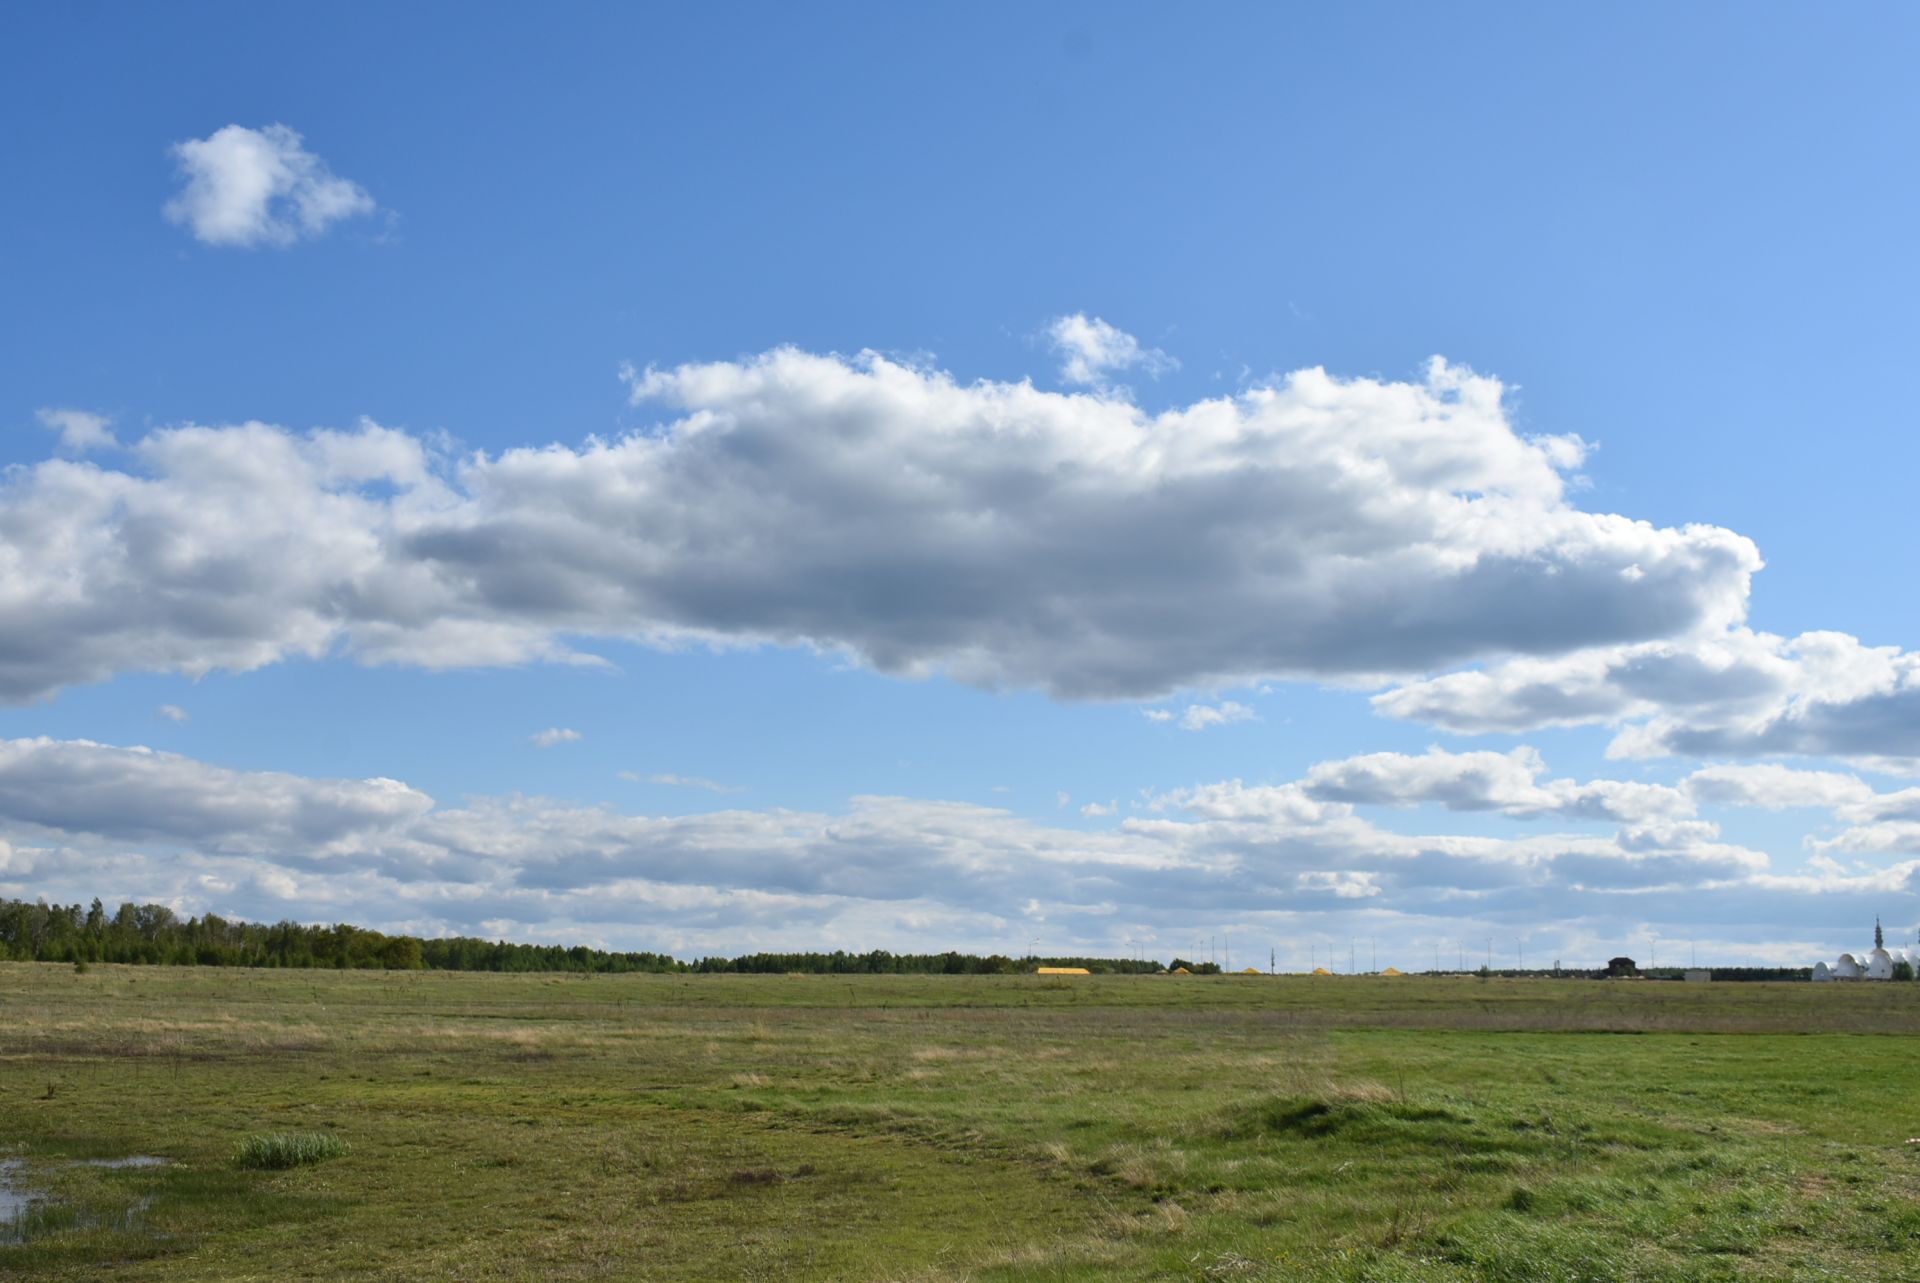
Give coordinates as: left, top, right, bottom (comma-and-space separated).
234, 1132, 349, 1170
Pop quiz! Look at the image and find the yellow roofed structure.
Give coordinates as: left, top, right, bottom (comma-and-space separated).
1312, 967, 1333, 976
1381, 966, 1405, 976
1240, 967, 1261, 975
1170, 966, 1191, 975
1035, 966, 1090, 975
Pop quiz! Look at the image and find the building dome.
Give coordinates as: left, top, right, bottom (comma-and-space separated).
1812, 961, 1833, 982
1866, 948, 1895, 980
1834, 953, 1862, 979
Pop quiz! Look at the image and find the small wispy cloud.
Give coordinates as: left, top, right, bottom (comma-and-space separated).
156, 704, 190, 723
1080, 799, 1117, 817
1056, 790, 1072, 809
37, 408, 114, 452
165, 123, 376, 248
1143, 701, 1258, 732
530, 727, 582, 748
1047, 313, 1177, 390
619, 770, 739, 793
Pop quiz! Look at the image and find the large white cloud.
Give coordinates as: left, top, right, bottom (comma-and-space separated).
0, 349, 1759, 703
164, 124, 375, 248
3, 736, 1906, 962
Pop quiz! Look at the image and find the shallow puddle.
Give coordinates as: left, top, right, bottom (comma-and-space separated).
0, 1155, 170, 1244
0, 1159, 33, 1221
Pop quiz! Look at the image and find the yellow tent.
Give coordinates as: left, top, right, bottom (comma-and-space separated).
1170, 966, 1191, 975
1312, 967, 1333, 976
1240, 967, 1262, 975
1381, 966, 1405, 976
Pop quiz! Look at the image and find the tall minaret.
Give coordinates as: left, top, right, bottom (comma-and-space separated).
1875, 917, 1884, 949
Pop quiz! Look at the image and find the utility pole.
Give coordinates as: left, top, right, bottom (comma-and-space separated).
1349, 939, 1356, 975
1269, 946, 1275, 976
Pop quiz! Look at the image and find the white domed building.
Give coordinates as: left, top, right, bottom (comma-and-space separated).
1812, 920, 1914, 981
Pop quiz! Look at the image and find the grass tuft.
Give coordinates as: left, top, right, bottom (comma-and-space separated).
233, 1132, 349, 1170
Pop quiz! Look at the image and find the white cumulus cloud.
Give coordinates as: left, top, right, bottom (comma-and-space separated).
530, 727, 582, 748
1376, 627, 1920, 766
1046, 314, 1177, 389
0, 350, 1760, 704
36, 408, 115, 452
1299, 746, 1691, 824
164, 124, 375, 248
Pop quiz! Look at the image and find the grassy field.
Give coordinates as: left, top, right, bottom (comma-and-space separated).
2, 964, 1918, 1281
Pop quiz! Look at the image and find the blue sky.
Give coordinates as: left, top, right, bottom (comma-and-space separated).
2, 3, 1917, 967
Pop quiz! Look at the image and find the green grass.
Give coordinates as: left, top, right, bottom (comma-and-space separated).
2, 964, 1918, 1280
232, 1132, 348, 1170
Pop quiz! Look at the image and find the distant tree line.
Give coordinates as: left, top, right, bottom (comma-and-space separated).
0, 898, 677, 972
0, 897, 1164, 975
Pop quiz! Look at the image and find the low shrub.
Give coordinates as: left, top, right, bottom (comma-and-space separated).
234, 1132, 349, 1170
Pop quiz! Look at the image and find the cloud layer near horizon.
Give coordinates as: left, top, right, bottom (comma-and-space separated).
1, 737, 1912, 961
0, 347, 1761, 708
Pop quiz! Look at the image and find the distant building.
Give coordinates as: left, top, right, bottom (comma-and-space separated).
1606, 956, 1637, 978
1684, 969, 1711, 983
1813, 919, 1916, 981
